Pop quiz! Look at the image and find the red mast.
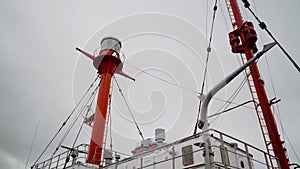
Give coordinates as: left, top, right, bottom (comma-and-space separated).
227, 0, 289, 168
76, 37, 134, 165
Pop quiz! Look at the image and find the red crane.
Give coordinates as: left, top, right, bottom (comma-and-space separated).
225, 0, 289, 168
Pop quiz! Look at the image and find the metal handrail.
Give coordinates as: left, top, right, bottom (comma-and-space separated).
31, 144, 89, 169
31, 129, 278, 169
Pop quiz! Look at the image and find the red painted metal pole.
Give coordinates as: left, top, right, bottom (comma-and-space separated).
86, 72, 113, 165
229, 0, 289, 168
76, 37, 134, 165
84, 37, 123, 165
86, 53, 122, 165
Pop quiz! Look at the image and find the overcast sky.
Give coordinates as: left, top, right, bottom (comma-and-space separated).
1, 0, 299, 168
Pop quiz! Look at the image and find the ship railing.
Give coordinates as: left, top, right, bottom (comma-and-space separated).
211, 129, 280, 168
31, 144, 89, 169
31, 129, 279, 169
101, 129, 279, 169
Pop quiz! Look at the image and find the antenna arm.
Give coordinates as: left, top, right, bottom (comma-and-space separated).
198, 42, 276, 130
75, 47, 96, 60
116, 70, 135, 81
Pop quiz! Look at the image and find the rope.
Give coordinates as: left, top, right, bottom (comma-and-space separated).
242, 0, 300, 74
113, 76, 145, 141
32, 75, 100, 166
194, 0, 218, 134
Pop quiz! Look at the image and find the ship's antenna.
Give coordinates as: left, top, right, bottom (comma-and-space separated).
241, 0, 300, 74
114, 76, 145, 141
194, 0, 218, 135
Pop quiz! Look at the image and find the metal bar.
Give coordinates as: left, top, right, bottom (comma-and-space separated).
48, 157, 52, 169
244, 144, 253, 169
172, 146, 175, 169
264, 152, 271, 169
219, 133, 229, 169
56, 155, 60, 169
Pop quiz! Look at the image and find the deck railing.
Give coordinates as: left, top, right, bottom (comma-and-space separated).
31, 129, 279, 169
31, 144, 89, 169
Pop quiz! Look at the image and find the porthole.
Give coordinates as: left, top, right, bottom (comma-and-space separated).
240, 160, 245, 168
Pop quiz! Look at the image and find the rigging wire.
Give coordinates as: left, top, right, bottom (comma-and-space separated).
125, 60, 255, 113
62, 79, 100, 169
205, 0, 209, 46
72, 82, 100, 149
60, 80, 100, 169
194, 0, 218, 134
25, 120, 40, 169
208, 100, 253, 119
216, 71, 248, 113
113, 76, 145, 141
109, 81, 114, 150
32, 75, 100, 166
270, 96, 300, 163
251, 0, 258, 15
108, 106, 113, 150
282, 128, 300, 163
53, 79, 101, 158
244, 0, 300, 161
210, 72, 249, 125
212, 96, 254, 110
241, 0, 300, 74
104, 80, 114, 151
219, 0, 230, 32
125, 61, 199, 94
265, 53, 287, 142
124, 60, 256, 111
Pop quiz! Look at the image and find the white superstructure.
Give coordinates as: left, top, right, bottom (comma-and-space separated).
32, 129, 277, 169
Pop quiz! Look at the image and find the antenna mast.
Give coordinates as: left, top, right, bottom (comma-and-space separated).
76, 37, 134, 165
225, 0, 290, 168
